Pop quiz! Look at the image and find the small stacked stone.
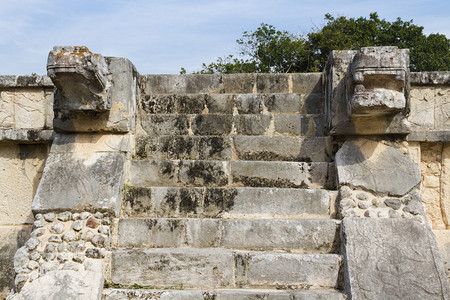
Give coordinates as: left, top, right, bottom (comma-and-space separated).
339, 186, 424, 222
12, 211, 111, 292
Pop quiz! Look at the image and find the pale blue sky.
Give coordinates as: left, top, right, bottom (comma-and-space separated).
1, 0, 449, 75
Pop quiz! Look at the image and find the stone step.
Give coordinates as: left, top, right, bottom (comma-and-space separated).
135, 135, 332, 162
111, 248, 341, 289
127, 160, 335, 189
141, 73, 322, 95
115, 218, 339, 252
139, 113, 326, 137
122, 187, 333, 218
103, 288, 346, 299
140, 93, 324, 115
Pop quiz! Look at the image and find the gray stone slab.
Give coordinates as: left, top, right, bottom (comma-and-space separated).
235, 94, 264, 114
225, 188, 331, 218
117, 218, 186, 248
291, 73, 322, 94
32, 151, 125, 215
223, 74, 256, 93
139, 114, 189, 136
234, 115, 272, 135
111, 248, 234, 288
127, 160, 178, 187
103, 288, 346, 300
121, 187, 331, 218
221, 219, 338, 252
178, 160, 228, 187
336, 138, 421, 196
142, 74, 223, 94
191, 114, 233, 135
256, 74, 289, 93
117, 218, 337, 252
0, 226, 31, 298
233, 136, 331, 162
342, 218, 450, 299
237, 252, 341, 288
205, 94, 234, 114
10, 268, 103, 300
230, 161, 329, 188
410, 71, 450, 85
273, 114, 306, 135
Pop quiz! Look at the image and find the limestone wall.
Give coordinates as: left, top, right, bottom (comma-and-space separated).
0, 76, 53, 298
408, 72, 450, 141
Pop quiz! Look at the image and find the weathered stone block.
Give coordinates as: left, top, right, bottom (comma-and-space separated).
140, 114, 189, 136
221, 219, 337, 252
191, 114, 233, 135
103, 288, 345, 300
239, 252, 340, 288
178, 160, 228, 187
0, 226, 31, 298
230, 161, 329, 188
233, 136, 331, 162
112, 248, 234, 288
235, 94, 264, 114
186, 218, 221, 247
223, 74, 255, 93
117, 218, 186, 248
9, 268, 103, 300
409, 87, 435, 129
32, 134, 126, 215
342, 218, 449, 299
142, 74, 223, 94
224, 187, 331, 218
174, 94, 207, 114
205, 94, 234, 114
0, 144, 48, 225
234, 115, 271, 135
140, 94, 176, 114
336, 139, 421, 196
256, 74, 289, 93
291, 73, 322, 94
273, 114, 305, 135
263, 93, 302, 114
197, 136, 232, 160
128, 160, 177, 187
435, 87, 450, 130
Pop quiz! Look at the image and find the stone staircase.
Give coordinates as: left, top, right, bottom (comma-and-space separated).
104, 74, 345, 299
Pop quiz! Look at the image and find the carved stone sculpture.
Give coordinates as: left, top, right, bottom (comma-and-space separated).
348, 46, 409, 116
47, 46, 110, 112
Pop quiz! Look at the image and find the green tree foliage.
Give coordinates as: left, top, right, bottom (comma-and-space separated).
193, 13, 449, 73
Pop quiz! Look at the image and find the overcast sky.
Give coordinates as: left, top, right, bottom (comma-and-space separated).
1, 0, 449, 75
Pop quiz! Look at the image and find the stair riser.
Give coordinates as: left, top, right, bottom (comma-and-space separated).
111, 249, 340, 289
141, 73, 322, 95
122, 187, 331, 218
115, 218, 338, 252
140, 93, 324, 115
127, 160, 334, 189
104, 289, 346, 300
135, 136, 331, 162
139, 114, 326, 137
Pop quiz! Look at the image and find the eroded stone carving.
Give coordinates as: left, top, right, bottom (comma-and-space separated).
348, 46, 409, 116
47, 46, 109, 112
342, 218, 449, 299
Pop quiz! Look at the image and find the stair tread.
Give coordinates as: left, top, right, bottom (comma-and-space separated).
103, 288, 346, 299
115, 218, 339, 252
111, 248, 341, 289
122, 186, 335, 219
